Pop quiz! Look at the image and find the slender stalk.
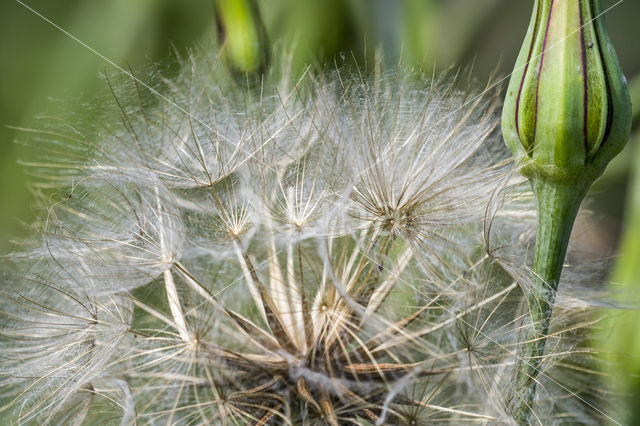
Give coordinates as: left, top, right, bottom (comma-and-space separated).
509, 178, 588, 424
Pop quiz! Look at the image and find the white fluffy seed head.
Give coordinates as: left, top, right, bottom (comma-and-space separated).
0, 48, 614, 424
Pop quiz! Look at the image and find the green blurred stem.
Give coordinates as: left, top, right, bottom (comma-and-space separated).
612, 133, 640, 424
630, 74, 640, 130
214, 0, 268, 74
510, 176, 589, 424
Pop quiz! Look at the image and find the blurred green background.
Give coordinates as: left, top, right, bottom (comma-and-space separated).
1, 0, 639, 422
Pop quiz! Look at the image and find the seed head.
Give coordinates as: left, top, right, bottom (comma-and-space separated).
0, 48, 613, 424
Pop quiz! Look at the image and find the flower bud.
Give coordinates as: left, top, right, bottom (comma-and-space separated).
503, 3, 632, 422
503, 0, 631, 177
214, 0, 269, 74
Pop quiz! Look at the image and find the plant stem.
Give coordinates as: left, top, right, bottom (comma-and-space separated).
509, 177, 588, 424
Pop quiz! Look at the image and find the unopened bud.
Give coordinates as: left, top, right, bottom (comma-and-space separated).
214, 0, 269, 74
503, 3, 632, 422
503, 0, 631, 178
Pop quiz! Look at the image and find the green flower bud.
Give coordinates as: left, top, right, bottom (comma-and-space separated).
214, 0, 269, 74
502, 2, 632, 422
503, 0, 631, 178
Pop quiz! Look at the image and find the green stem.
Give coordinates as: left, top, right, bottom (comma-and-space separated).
509, 178, 588, 424
629, 73, 640, 130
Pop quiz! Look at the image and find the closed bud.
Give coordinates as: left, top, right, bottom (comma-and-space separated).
503, 3, 632, 422
503, 0, 631, 178
214, 0, 269, 74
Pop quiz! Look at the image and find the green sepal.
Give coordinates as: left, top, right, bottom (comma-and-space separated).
589, 0, 632, 170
